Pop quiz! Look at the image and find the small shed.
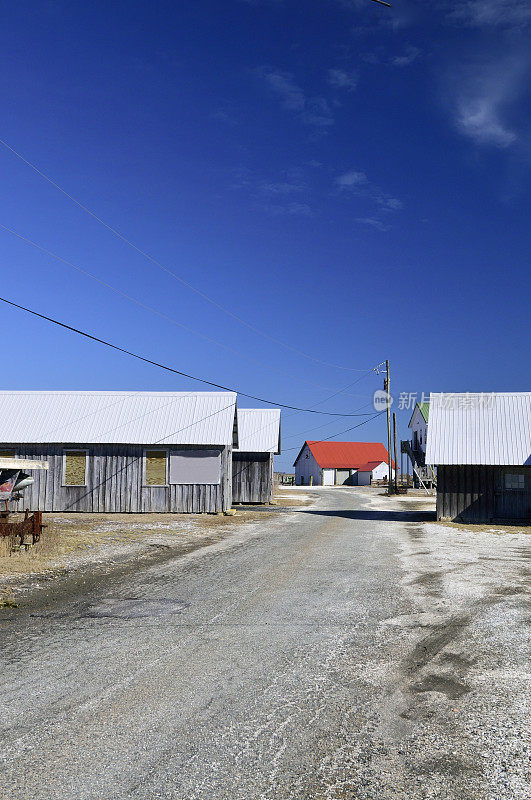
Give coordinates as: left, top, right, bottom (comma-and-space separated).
426, 392, 531, 523
0, 390, 238, 513
294, 441, 394, 486
232, 409, 281, 504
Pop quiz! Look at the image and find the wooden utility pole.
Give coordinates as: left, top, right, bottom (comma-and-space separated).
385, 359, 393, 495
393, 412, 399, 494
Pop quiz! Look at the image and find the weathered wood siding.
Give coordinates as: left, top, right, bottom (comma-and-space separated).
6, 444, 232, 513
232, 452, 273, 504
436, 465, 531, 523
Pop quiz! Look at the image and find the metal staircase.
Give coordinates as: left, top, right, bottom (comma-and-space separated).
400, 440, 436, 493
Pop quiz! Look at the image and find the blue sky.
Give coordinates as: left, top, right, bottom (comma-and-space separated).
1, 0, 529, 471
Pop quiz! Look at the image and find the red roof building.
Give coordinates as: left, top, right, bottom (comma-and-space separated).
293, 441, 394, 486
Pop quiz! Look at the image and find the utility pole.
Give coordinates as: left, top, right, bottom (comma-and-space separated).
393, 412, 399, 494
384, 359, 393, 495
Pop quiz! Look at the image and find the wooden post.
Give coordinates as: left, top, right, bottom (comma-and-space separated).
385, 360, 393, 495
393, 412, 399, 493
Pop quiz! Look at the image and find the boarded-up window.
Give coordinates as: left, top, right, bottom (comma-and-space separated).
145, 450, 167, 486
64, 450, 87, 486
0, 450, 15, 458
169, 450, 221, 485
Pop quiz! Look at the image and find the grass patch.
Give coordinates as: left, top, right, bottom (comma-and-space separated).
0, 508, 274, 585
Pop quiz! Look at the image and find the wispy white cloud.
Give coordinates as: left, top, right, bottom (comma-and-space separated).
448, 54, 528, 148
211, 108, 238, 126
378, 195, 403, 210
260, 68, 334, 128
336, 170, 368, 188
304, 96, 335, 128
392, 46, 421, 67
355, 217, 390, 231
327, 68, 359, 91
336, 169, 401, 208
360, 46, 422, 67
231, 166, 312, 216
449, 0, 531, 28
336, 168, 402, 229
262, 69, 304, 111
348, 0, 420, 33
457, 98, 516, 148
267, 201, 312, 216
259, 181, 305, 196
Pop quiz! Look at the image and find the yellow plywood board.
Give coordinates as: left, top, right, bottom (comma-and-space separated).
145, 451, 167, 486
64, 452, 86, 485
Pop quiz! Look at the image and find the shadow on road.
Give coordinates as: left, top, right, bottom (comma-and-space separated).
300, 509, 436, 523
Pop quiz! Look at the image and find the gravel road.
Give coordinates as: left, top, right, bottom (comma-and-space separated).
0, 488, 529, 799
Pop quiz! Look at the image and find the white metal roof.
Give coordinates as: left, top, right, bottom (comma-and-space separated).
0, 391, 237, 446
425, 392, 531, 466
234, 409, 281, 454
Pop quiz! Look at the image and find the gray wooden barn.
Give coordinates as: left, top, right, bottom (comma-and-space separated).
426, 392, 531, 523
0, 390, 238, 513
232, 409, 281, 504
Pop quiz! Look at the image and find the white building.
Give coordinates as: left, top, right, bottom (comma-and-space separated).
409, 401, 429, 456
293, 441, 394, 486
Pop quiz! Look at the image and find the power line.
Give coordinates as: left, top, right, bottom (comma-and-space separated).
263, 369, 379, 444
282, 411, 386, 453
0, 137, 370, 373
0, 222, 347, 393
295, 370, 377, 412
282, 402, 374, 442
237, 399, 374, 459
0, 295, 378, 417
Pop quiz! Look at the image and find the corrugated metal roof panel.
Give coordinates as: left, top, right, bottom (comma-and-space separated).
425, 392, 531, 465
356, 460, 386, 472
0, 391, 237, 446
297, 441, 394, 469
234, 409, 281, 454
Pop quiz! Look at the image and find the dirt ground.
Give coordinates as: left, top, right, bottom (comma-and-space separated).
1, 486, 529, 799
0, 487, 312, 599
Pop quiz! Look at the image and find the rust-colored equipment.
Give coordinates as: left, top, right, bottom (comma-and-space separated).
0, 510, 46, 547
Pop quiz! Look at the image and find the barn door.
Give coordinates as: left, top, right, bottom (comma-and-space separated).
335, 469, 350, 485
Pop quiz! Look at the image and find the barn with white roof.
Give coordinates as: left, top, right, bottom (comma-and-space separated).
426, 392, 531, 523
232, 409, 281, 504
0, 391, 238, 513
